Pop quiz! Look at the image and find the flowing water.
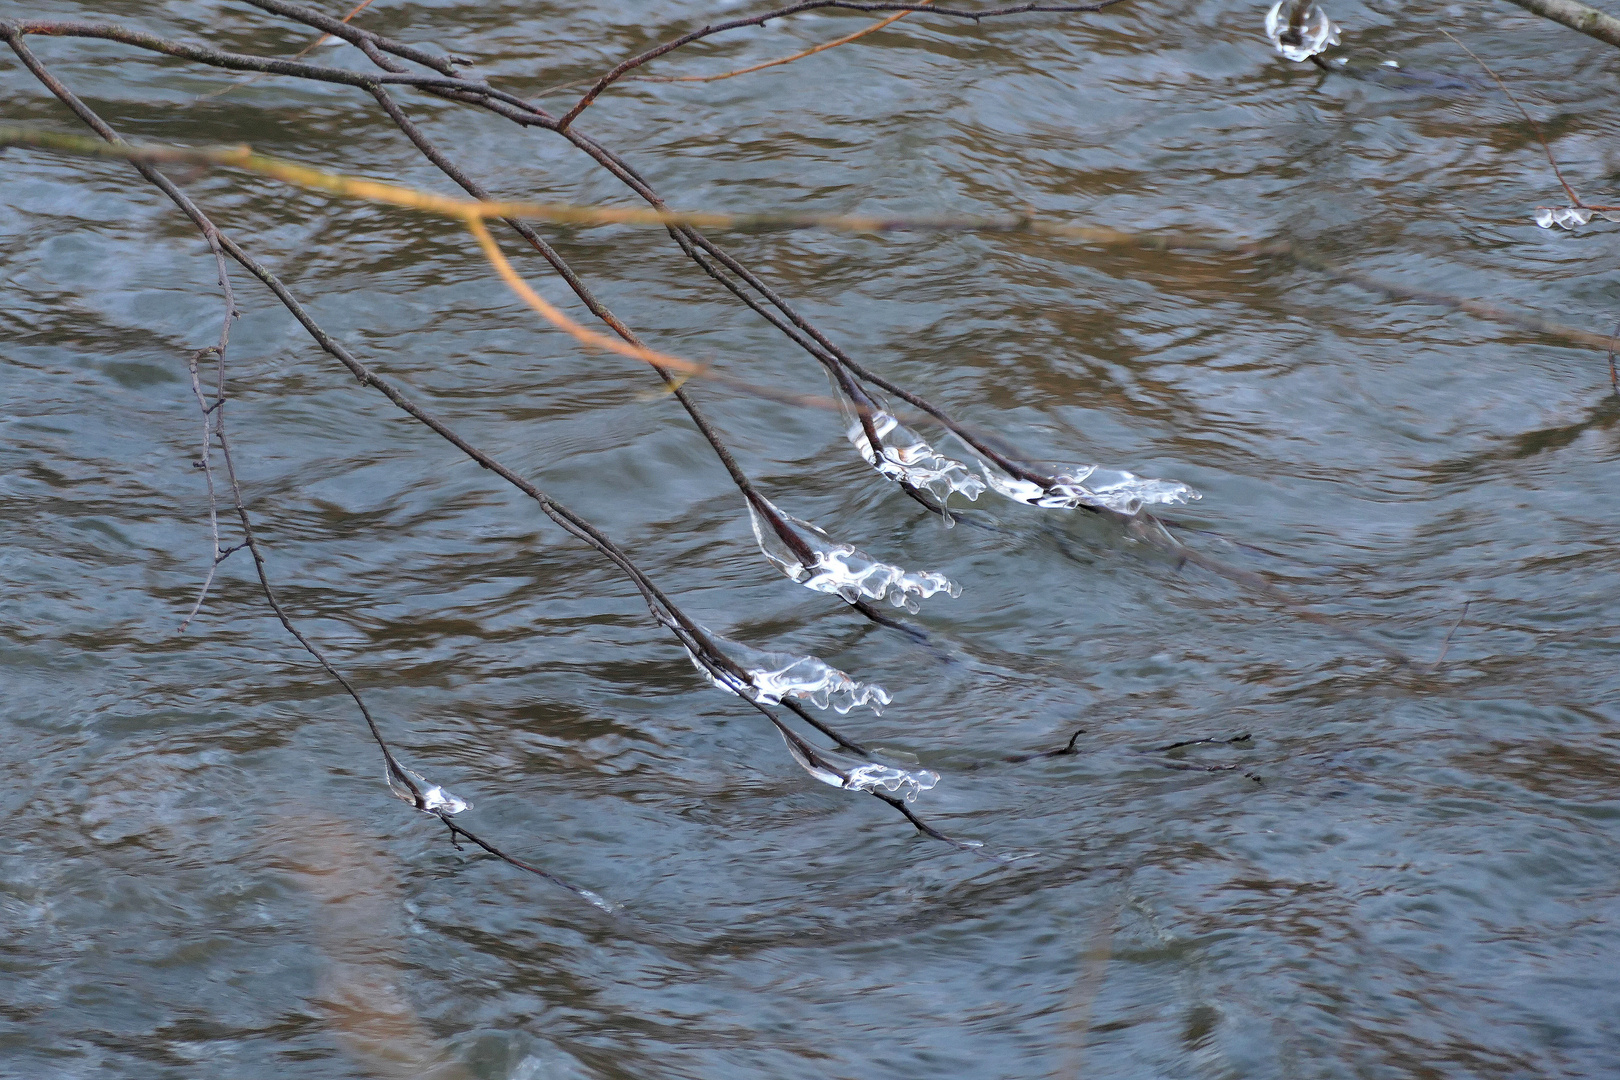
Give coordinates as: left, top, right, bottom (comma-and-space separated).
4, 1, 1620, 1076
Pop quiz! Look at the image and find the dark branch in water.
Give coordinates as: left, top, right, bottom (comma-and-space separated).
5, 25, 980, 896
1154, 733, 1252, 753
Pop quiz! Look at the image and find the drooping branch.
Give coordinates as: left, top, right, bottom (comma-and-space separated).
4, 29, 975, 862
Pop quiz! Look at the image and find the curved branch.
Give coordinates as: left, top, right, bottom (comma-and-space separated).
553, 0, 1130, 129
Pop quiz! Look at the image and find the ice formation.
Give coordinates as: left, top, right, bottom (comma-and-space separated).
388, 767, 470, 815
980, 461, 1201, 516
845, 410, 987, 502
1533, 206, 1613, 230
688, 627, 891, 715
746, 496, 961, 613
780, 733, 940, 803
1264, 1, 1340, 62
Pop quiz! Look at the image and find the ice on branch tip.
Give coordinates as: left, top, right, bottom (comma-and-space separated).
845, 409, 987, 503
689, 627, 891, 715
980, 461, 1201, 516
1265, 1, 1340, 62
388, 768, 470, 815
781, 734, 940, 803
1534, 206, 1612, 230
747, 496, 961, 613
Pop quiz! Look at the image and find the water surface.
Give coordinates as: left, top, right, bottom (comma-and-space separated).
4, 1, 1620, 1077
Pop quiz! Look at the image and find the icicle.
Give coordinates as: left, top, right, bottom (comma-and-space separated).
388, 768, 470, 815
979, 461, 1201, 516
687, 627, 891, 715
747, 496, 961, 613
1264, 1, 1340, 62
844, 408, 987, 503
780, 733, 939, 803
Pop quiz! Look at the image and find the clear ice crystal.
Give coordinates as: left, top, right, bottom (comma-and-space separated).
780, 733, 940, 803
1535, 206, 1597, 230
980, 461, 1201, 516
746, 497, 961, 613
1264, 0, 1340, 62
845, 410, 987, 502
688, 627, 891, 715
388, 768, 470, 815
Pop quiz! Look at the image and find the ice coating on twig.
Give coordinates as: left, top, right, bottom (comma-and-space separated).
1264, 1, 1340, 62
979, 461, 1201, 515
1534, 206, 1605, 230
780, 733, 940, 802
688, 627, 891, 715
746, 496, 962, 613
845, 409, 987, 502
388, 768, 470, 815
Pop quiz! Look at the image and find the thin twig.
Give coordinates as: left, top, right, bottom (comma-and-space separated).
1432, 600, 1470, 669
178, 349, 229, 632
634, 0, 934, 85
552, 0, 1130, 129
1440, 29, 1583, 207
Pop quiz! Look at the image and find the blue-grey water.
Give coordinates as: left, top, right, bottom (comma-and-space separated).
4, 2, 1620, 1077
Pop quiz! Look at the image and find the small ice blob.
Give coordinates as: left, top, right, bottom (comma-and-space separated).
388, 768, 470, 815
1536, 206, 1594, 230
981, 461, 1201, 516
687, 627, 891, 715
747, 496, 961, 613
1264, 0, 1340, 62
779, 732, 940, 802
575, 888, 617, 914
845, 409, 987, 503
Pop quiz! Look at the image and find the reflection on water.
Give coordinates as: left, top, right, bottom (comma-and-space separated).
4, 1, 1620, 1077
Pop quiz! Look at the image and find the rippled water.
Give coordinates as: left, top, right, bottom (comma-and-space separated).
5, 2, 1620, 1076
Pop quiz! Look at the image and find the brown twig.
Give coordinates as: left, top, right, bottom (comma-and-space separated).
1440, 29, 1583, 207
631, 0, 935, 85
552, 0, 1131, 129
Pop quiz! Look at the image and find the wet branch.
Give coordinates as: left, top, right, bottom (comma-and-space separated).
4, 28, 979, 866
